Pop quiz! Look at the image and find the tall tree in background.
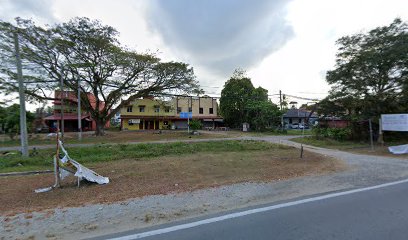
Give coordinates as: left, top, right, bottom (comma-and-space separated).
220, 69, 279, 130
0, 18, 200, 135
0, 104, 34, 140
220, 69, 254, 128
325, 18, 408, 119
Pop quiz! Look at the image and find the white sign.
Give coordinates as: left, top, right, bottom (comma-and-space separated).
129, 119, 140, 124
381, 114, 408, 132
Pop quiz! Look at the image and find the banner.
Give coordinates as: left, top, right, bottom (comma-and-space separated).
381, 114, 408, 132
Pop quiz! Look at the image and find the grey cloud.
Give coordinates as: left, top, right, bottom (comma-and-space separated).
147, 0, 294, 77
0, 0, 56, 22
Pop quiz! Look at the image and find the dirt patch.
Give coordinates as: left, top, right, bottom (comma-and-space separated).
0, 148, 345, 215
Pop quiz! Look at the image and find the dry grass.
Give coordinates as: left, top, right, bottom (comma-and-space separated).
0, 130, 244, 147
0, 147, 345, 215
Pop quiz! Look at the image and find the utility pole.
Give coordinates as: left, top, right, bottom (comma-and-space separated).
279, 90, 282, 110
369, 118, 374, 151
279, 90, 284, 129
59, 67, 65, 140
77, 79, 82, 141
187, 97, 190, 134
13, 32, 29, 157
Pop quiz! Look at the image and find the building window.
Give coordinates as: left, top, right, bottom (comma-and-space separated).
128, 120, 133, 126
188, 107, 192, 112
164, 106, 170, 113
127, 106, 133, 112
209, 108, 214, 114
177, 107, 182, 113
154, 106, 160, 113
199, 108, 203, 114
139, 106, 145, 112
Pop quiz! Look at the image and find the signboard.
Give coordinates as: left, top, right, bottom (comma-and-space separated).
128, 119, 140, 124
381, 114, 408, 132
180, 112, 193, 119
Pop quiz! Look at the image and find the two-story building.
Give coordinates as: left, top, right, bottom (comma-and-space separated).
44, 90, 110, 132
120, 96, 223, 130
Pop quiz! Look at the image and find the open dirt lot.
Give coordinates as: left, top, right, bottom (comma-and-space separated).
0, 147, 345, 215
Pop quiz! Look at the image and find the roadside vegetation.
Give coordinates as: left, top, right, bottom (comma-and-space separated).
1, 140, 281, 173
0, 129, 305, 148
0, 130, 237, 148
315, 18, 408, 141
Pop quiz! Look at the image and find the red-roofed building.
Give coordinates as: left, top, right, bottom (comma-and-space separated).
44, 91, 110, 132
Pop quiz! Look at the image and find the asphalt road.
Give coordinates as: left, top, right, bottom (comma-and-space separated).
102, 180, 408, 240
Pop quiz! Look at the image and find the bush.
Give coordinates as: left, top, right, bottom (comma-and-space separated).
312, 126, 351, 141
189, 119, 202, 131
327, 127, 352, 141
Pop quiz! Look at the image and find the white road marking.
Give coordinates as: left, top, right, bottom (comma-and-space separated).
108, 178, 408, 240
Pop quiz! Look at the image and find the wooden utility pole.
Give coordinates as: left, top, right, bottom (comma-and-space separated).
279, 90, 284, 129
77, 79, 82, 141
369, 118, 374, 151
59, 67, 65, 140
54, 127, 61, 188
13, 32, 29, 157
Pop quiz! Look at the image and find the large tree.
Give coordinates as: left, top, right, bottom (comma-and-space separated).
220, 70, 279, 129
0, 18, 200, 135
220, 70, 255, 128
326, 18, 408, 119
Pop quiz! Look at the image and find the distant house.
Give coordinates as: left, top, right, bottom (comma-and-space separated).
44, 91, 110, 132
319, 117, 351, 128
120, 96, 223, 130
283, 108, 318, 127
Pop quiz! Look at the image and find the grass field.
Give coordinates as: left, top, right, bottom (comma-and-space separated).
291, 136, 370, 149
1, 140, 275, 173
0, 130, 239, 147
0, 140, 344, 214
0, 129, 305, 148
292, 136, 408, 159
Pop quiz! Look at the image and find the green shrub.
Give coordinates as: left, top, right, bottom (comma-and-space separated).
189, 119, 203, 131
312, 126, 351, 141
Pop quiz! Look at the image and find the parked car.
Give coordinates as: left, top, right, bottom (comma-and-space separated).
290, 123, 299, 129
299, 124, 309, 129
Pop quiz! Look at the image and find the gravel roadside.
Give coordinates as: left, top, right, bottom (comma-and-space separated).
1, 135, 408, 240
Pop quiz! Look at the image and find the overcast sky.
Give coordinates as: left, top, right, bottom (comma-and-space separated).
1, 0, 408, 106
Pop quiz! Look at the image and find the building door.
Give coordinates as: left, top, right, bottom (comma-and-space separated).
155, 120, 159, 130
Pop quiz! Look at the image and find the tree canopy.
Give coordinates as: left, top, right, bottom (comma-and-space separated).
0, 18, 200, 135
220, 70, 279, 130
324, 18, 408, 119
0, 104, 34, 139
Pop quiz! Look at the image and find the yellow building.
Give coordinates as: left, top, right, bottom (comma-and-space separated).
120, 96, 223, 130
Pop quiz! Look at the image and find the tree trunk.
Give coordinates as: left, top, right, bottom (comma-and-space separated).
95, 119, 106, 136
